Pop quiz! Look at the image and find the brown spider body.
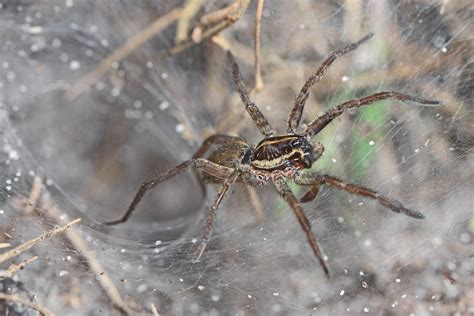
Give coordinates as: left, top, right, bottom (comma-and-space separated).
105, 33, 441, 278
251, 135, 320, 171
199, 135, 324, 185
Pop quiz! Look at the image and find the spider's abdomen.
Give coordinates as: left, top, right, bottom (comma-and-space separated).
251, 135, 315, 171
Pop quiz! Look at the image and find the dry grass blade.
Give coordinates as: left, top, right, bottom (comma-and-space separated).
252, 0, 265, 94
0, 218, 81, 264
24, 176, 42, 214
1, 175, 44, 242
0, 292, 54, 316
42, 194, 134, 315
150, 303, 161, 316
168, 0, 251, 56
0, 256, 38, 279
176, 0, 206, 44
66, 8, 182, 101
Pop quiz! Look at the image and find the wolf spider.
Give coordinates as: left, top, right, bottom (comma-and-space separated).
105, 33, 441, 277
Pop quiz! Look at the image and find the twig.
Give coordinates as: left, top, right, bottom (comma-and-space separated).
166, 0, 251, 57
176, 0, 206, 44
0, 243, 10, 249
1, 176, 43, 242
150, 303, 161, 316
0, 292, 54, 316
66, 8, 182, 101
0, 256, 38, 279
24, 175, 43, 215
199, 1, 241, 26
252, 0, 265, 94
0, 219, 80, 264
41, 194, 134, 315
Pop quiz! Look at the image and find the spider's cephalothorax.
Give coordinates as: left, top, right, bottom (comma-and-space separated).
250, 135, 324, 171
105, 33, 441, 278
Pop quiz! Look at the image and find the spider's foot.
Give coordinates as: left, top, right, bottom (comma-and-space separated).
400, 207, 425, 219
402, 96, 443, 107
103, 219, 123, 226
320, 262, 331, 279
381, 198, 425, 219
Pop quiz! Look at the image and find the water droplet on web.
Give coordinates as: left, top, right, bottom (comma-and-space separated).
175, 124, 184, 134
69, 60, 80, 70
159, 101, 169, 111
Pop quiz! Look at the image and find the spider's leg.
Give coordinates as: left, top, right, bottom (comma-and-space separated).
274, 178, 330, 278
287, 33, 374, 134
192, 134, 246, 195
104, 159, 234, 225
192, 134, 245, 159
304, 91, 442, 138
227, 51, 276, 137
295, 173, 425, 219
300, 182, 320, 203
193, 170, 240, 262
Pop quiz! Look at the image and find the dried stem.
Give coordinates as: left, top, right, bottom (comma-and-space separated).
24, 175, 42, 214
0, 219, 80, 264
252, 0, 265, 94
176, 0, 206, 43
0, 292, 54, 316
166, 0, 251, 57
1, 176, 43, 242
0, 256, 38, 279
41, 192, 134, 315
150, 303, 161, 316
66, 8, 182, 100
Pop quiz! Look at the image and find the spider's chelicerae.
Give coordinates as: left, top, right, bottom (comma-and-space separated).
106, 33, 441, 277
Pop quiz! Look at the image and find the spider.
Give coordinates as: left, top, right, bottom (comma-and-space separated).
105, 33, 441, 278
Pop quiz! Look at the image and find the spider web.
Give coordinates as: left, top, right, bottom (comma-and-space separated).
0, 1, 472, 315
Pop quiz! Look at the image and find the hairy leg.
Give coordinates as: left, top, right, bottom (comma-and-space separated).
227, 51, 276, 137
304, 91, 441, 138
295, 173, 425, 219
274, 178, 330, 278
193, 170, 240, 262
192, 134, 246, 159
287, 33, 374, 134
104, 159, 234, 225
